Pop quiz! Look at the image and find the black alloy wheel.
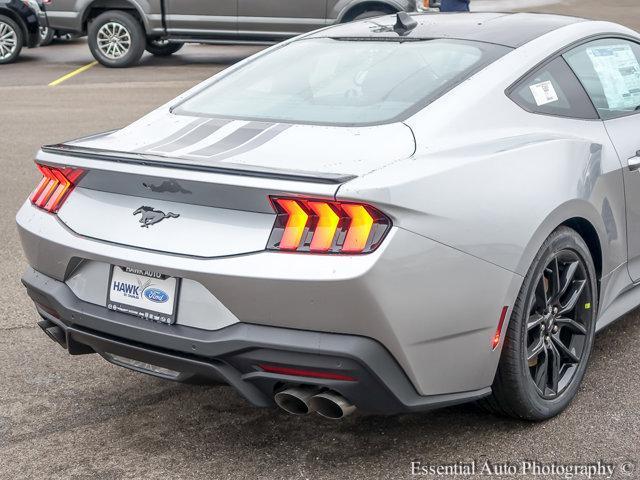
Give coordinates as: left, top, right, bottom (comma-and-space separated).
482, 227, 597, 420
525, 251, 592, 399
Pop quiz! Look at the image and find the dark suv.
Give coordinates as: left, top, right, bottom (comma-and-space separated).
43, 0, 418, 67
0, 0, 43, 64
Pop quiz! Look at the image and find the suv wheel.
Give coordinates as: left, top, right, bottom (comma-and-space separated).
146, 38, 184, 56
0, 15, 23, 65
88, 10, 145, 67
482, 227, 597, 420
39, 26, 55, 46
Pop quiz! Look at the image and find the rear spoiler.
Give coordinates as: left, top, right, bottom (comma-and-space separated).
41, 143, 356, 186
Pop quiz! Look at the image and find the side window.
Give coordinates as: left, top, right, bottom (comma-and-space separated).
564, 38, 640, 120
509, 57, 598, 119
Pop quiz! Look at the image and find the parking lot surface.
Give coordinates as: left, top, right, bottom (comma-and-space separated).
1, 1, 640, 479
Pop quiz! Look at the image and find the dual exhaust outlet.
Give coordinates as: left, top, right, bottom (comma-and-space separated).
274, 386, 356, 419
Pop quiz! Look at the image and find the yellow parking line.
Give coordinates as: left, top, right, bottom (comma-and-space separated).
48, 61, 99, 87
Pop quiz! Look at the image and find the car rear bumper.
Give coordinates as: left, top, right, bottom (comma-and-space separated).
23, 266, 491, 414
17, 200, 523, 397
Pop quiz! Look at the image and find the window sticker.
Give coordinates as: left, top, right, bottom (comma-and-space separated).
587, 44, 640, 111
529, 80, 559, 106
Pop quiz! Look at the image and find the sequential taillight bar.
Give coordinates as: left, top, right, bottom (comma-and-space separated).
30, 164, 85, 213
267, 197, 391, 254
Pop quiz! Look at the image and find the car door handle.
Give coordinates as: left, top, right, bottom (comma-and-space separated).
629, 151, 640, 171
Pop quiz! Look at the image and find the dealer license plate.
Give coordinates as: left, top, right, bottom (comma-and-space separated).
107, 266, 179, 324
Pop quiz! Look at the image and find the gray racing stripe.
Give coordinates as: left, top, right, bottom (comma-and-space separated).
134, 117, 208, 153
188, 121, 275, 157
189, 123, 292, 162
151, 118, 233, 154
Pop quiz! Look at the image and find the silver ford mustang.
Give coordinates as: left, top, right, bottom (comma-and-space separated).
17, 12, 640, 421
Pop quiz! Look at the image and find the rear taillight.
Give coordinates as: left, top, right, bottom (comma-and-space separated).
30, 164, 85, 213
267, 196, 391, 254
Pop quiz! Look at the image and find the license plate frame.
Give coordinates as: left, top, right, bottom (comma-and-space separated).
107, 266, 180, 325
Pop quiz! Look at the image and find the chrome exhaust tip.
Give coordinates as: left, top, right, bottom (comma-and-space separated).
274, 386, 320, 415
309, 391, 356, 419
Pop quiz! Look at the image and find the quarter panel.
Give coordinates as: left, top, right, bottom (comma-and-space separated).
337, 22, 632, 282
339, 129, 626, 278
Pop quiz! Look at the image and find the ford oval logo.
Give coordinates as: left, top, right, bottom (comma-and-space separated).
144, 288, 169, 303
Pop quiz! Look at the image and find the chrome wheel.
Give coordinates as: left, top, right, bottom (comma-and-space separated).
526, 250, 592, 399
96, 21, 131, 59
0, 20, 17, 61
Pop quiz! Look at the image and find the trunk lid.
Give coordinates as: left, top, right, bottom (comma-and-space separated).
37, 112, 414, 258
61, 110, 416, 178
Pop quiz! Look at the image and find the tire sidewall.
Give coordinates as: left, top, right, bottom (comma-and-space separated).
145, 39, 184, 56
0, 15, 23, 65
39, 26, 55, 46
511, 228, 598, 418
88, 11, 145, 68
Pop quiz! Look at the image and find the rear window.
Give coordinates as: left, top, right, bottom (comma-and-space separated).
174, 38, 510, 126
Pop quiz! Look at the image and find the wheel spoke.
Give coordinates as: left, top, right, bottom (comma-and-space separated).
548, 342, 561, 395
535, 277, 549, 309
528, 335, 545, 362
559, 261, 579, 297
534, 347, 549, 391
551, 333, 580, 363
527, 313, 545, 331
551, 257, 561, 297
558, 279, 586, 314
555, 317, 587, 335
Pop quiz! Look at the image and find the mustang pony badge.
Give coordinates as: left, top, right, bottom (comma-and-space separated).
133, 206, 180, 228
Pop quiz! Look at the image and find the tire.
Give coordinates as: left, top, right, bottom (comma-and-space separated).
39, 26, 55, 46
352, 9, 393, 21
481, 226, 598, 420
88, 10, 145, 68
0, 14, 23, 65
145, 38, 184, 56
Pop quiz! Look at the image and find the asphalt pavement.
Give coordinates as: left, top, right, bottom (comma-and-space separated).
1, 2, 640, 479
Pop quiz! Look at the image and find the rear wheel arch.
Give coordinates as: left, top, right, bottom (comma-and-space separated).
560, 217, 603, 281
83, 0, 148, 34
517, 201, 609, 282
339, 1, 398, 22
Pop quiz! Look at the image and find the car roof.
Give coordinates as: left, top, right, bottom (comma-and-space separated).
308, 12, 587, 48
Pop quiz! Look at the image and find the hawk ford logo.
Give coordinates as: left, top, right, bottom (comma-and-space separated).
144, 288, 170, 303
133, 206, 180, 228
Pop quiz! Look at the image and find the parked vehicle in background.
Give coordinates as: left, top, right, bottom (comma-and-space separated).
41, 0, 417, 67
0, 0, 43, 64
36, 0, 55, 45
